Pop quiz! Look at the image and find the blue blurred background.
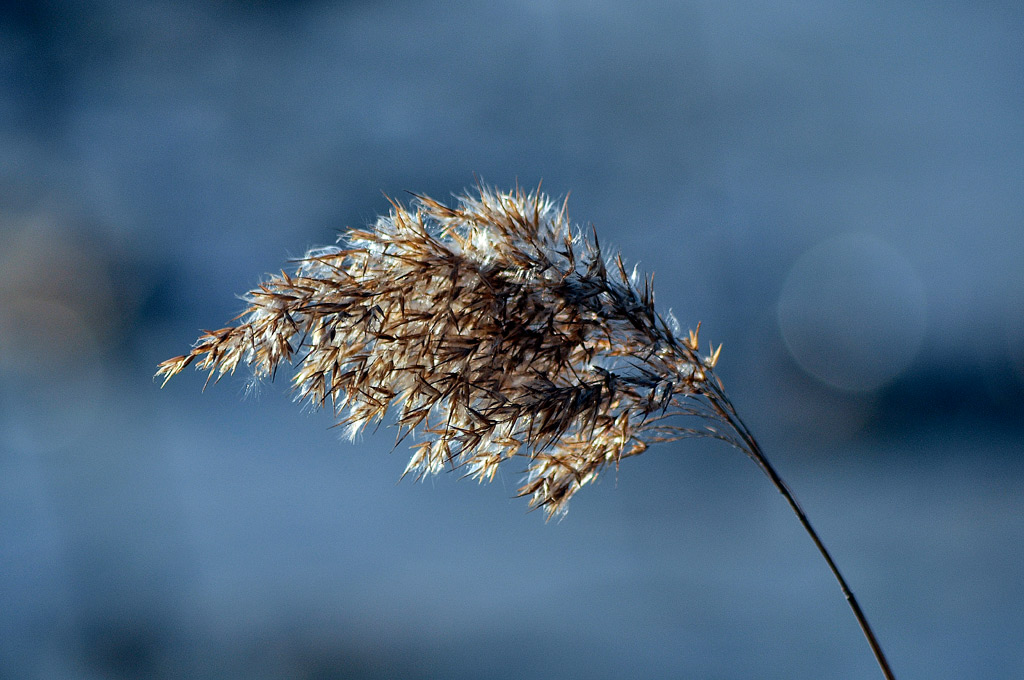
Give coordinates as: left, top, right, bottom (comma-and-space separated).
2, 1, 1022, 678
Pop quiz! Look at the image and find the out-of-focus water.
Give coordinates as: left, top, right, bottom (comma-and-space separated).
2, 1, 1022, 678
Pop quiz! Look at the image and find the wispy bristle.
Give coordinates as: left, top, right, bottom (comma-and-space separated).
156, 185, 728, 517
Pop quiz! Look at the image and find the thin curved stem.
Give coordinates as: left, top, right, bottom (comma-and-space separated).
705, 390, 896, 680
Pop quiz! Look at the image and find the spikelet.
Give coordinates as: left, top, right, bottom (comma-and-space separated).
157, 184, 732, 517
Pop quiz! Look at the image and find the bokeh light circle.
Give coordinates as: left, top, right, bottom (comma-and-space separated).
777, 233, 927, 392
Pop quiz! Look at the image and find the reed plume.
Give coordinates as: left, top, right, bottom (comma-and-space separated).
157, 184, 895, 679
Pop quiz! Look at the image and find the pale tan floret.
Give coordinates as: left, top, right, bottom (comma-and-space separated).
157, 185, 728, 517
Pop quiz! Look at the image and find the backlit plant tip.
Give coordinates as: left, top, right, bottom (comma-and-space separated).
157, 185, 727, 518
157, 184, 896, 679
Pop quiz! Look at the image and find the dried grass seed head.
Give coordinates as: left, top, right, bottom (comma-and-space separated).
157, 185, 727, 517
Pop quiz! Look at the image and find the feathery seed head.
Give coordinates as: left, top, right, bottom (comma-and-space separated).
157, 185, 729, 517
157, 185, 898, 680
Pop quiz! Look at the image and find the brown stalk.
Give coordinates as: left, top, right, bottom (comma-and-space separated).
701, 381, 896, 680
